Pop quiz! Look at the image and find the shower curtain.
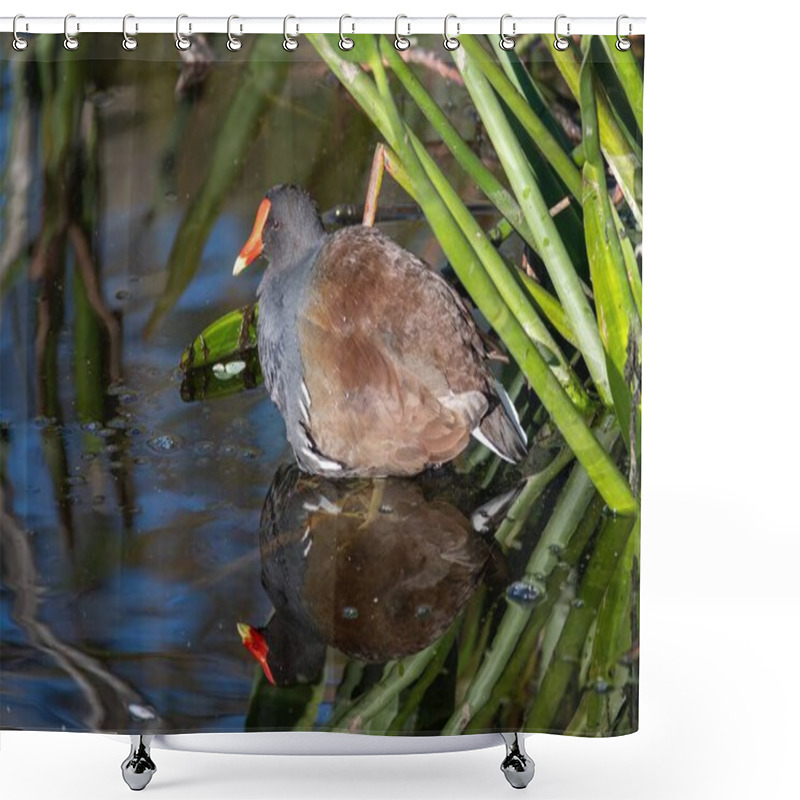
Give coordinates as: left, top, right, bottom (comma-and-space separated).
0, 30, 642, 740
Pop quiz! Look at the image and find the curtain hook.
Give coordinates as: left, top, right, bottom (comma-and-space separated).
394, 15, 410, 51
283, 15, 298, 51
553, 14, 570, 51
227, 15, 242, 51
64, 13, 79, 51
339, 15, 355, 51
175, 14, 191, 51
499, 14, 516, 50
616, 15, 632, 51
122, 15, 138, 51
12, 14, 28, 51
443, 14, 460, 51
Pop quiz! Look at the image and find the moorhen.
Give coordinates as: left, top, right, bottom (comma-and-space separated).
233, 184, 527, 477
238, 463, 492, 684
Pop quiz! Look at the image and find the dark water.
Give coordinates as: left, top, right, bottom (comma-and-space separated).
0, 35, 638, 738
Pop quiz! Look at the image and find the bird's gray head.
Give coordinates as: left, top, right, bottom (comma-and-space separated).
233, 184, 325, 276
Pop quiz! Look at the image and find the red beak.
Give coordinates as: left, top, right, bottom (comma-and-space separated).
237, 621, 276, 685
233, 197, 271, 276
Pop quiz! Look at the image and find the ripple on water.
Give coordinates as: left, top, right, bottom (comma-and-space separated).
147, 433, 184, 454
193, 440, 215, 457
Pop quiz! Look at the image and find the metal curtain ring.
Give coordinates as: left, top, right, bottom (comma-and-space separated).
339, 15, 355, 50
616, 15, 632, 51
227, 15, 242, 51
122, 14, 137, 51
499, 14, 515, 50
175, 14, 191, 50
283, 15, 298, 51
553, 14, 570, 51
12, 14, 28, 51
64, 13, 79, 51
443, 14, 460, 51
394, 15, 410, 51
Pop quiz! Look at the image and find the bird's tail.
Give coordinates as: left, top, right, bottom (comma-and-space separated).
473, 382, 528, 464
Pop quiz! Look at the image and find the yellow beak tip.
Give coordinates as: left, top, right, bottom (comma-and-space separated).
233, 256, 248, 276
236, 621, 251, 639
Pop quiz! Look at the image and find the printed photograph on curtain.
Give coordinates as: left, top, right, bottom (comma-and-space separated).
0, 32, 643, 738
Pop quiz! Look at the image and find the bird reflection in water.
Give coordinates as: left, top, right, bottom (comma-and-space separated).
238, 464, 510, 689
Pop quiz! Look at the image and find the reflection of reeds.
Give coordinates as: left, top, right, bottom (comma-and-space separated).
3, 41, 138, 541
0, 481, 158, 731
145, 36, 290, 336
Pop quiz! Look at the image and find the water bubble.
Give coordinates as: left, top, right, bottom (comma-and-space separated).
81, 451, 97, 462
108, 416, 130, 430
193, 440, 215, 457
571, 598, 585, 609
219, 443, 238, 458
342, 607, 359, 620
98, 428, 116, 439
115, 288, 132, 301
593, 679, 610, 694
415, 604, 432, 620
379, 504, 394, 514
506, 580, 544, 606
147, 434, 183, 453
81, 420, 102, 433
164, 190, 178, 203
239, 447, 260, 461
66, 475, 86, 487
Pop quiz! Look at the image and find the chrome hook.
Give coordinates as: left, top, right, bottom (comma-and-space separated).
64, 13, 79, 51
175, 14, 191, 51
283, 15, 298, 51
499, 14, 516, 51
227, 15, 242, 51
616, 15, 632, 51
12, 14, 28, 51
443, 14, 460, 51
339, 15, 355, 50
394, 15, 410, 51
553, 14, 570, 51
122, 14, 138, 51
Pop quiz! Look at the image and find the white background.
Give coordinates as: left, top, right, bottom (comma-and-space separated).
2, 1, 799, 798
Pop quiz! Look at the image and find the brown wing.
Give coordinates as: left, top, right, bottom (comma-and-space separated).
297, 227, 494, 476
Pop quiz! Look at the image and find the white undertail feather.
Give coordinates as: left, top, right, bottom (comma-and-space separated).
471, 488, 521, 532
470, 382, 527, 462
494, 380, 527, 447
471, 427, 515, 463
301, 447, 343, 473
